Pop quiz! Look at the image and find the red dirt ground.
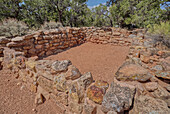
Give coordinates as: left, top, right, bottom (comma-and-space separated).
44, 42, 129, 84
0, 42, 129, 113
0, 69, 64, 114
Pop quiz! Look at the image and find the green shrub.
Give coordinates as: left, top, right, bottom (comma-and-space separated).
148, 21, 170, 48
148, 21, 170, 37
41, 21, 63, 30
0, 18, 29, 38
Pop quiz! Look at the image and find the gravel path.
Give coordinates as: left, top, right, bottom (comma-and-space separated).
44, 42, 129, 84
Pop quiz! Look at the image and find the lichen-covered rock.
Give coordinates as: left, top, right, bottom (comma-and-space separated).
54, 73, 67, 92
101, 81, 136, 113
65, 65, 81, 80
115, 63, 152, 82
87, 80, 109, 104
68, 81, 85, 114
51, 60, 71, 73
130, 95, 170, 114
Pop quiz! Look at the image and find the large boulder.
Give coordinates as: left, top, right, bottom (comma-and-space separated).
101, 81, 136, 113
115, 63, 152, 82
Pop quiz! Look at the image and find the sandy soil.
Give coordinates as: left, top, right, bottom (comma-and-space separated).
44, 42, 129, 84
0, 69, 64, 114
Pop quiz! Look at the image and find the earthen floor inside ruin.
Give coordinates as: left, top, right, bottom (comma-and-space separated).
44, 42, 130, 84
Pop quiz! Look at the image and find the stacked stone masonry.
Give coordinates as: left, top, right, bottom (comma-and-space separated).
0, 27, 143, 57
0, 27, 169, 114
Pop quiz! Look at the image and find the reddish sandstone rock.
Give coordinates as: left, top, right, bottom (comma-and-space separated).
87, 80, 109, 104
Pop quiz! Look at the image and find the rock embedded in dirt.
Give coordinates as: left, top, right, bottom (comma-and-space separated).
101, 81, 136, 113
144, 82, 158, 92
115, 63, 152, 82
65, 65, 81, 80
87, 80, 109, 104
35, 93, 45, 105
51, 60, 71, 73
130, 95, 170, 114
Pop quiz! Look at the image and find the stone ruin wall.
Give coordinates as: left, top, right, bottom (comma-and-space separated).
0, 27, 169, 114
0, 27, 143, 57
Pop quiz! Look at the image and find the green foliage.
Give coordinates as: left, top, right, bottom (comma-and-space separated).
148, 21, 170, 37
0, 18, 29, 38
0, 0, 169, 28
41, 21, 63, 30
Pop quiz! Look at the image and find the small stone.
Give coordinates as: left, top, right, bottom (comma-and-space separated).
17, 82, 21, 86
35, 93, 45, 105
30, 84, 37, 93
144, 82, 158, 92
20, 85, 25, 90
